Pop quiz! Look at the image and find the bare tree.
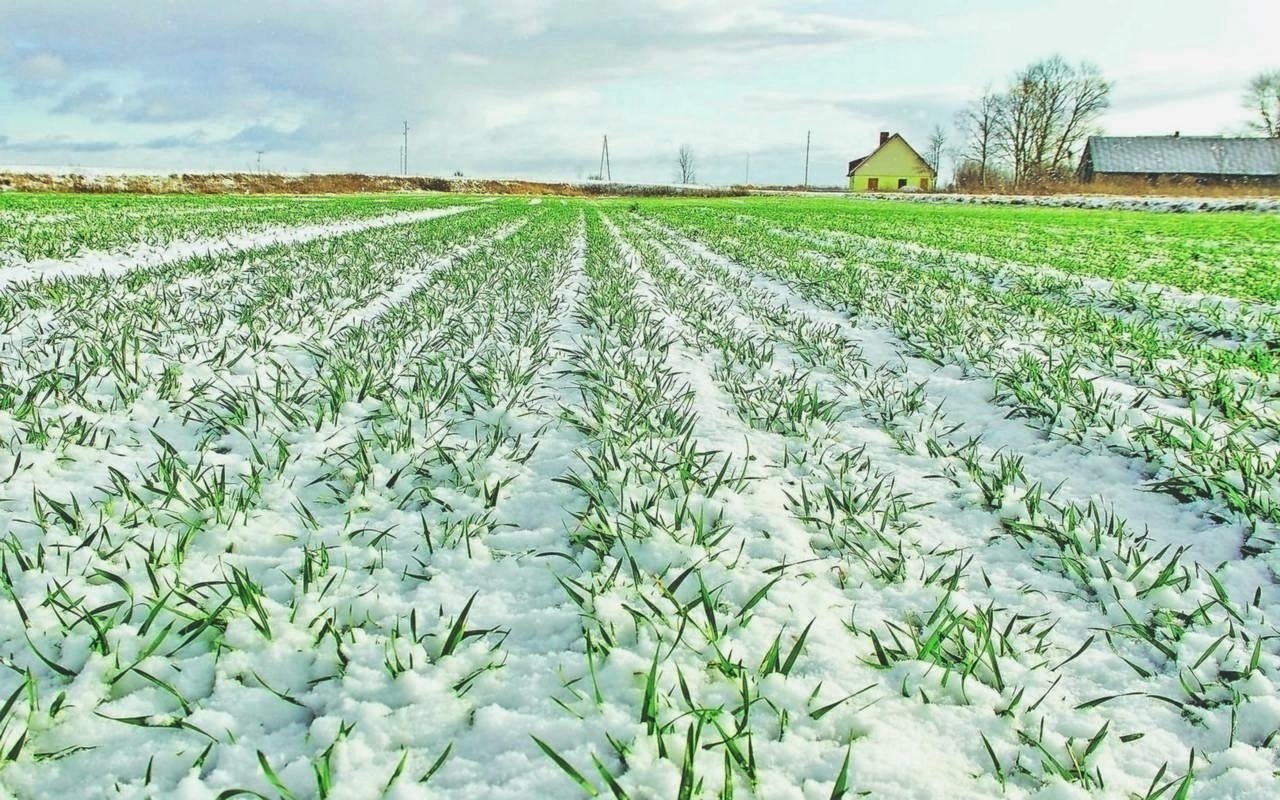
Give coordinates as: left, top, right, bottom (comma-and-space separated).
925, 124, 947, 178
993, 56, 1111, 185
1048, 61, 1111, 170
1244, 70, 1280, 137
994, 80, 1035, 185
955, 88, 999, 187
676, 144, 697, 184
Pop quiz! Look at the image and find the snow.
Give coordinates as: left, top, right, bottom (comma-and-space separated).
0, 206, 472, 287
0, 197, 1276, 799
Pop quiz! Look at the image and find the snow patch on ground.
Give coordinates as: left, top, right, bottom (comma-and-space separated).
0, 206, 473, 288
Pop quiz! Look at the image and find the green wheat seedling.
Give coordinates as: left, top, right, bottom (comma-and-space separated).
1, 193, 1276, 799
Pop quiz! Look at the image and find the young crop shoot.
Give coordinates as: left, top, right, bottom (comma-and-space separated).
0, 192, 1275, 799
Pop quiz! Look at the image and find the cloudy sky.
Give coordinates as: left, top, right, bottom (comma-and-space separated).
1, 0, 1276, 185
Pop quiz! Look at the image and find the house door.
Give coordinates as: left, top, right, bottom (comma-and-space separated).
867, 178, 878, 190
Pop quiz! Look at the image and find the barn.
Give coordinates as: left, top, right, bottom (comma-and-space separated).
847, 132, 936, 192
1078, 135, 1280, 187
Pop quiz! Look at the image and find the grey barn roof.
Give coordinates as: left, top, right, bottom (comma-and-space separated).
1084, 136, 1280, 176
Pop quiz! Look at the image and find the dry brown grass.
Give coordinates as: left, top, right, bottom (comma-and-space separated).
732, 184, 847, 193
951, 176, 1280, 198
0, 171, 746, 198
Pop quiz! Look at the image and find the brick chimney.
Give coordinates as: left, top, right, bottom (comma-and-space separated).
879, 131, 890, 146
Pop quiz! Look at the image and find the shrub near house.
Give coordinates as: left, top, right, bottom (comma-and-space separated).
848, 131, 937, 191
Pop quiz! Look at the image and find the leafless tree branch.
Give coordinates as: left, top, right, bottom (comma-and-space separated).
1244, 70, 1280, 137
676, 144, 697, 184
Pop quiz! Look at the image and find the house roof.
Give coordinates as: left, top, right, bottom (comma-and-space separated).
847, 133, 937, 178
1084, 136, 1280, 176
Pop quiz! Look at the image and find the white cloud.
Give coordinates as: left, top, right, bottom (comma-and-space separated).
16, 52, 67, 83
0, 0, 1275, 184
447, 52, 492, 68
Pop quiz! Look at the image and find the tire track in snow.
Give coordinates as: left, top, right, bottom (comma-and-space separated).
0, 214, 521, 533
328, 219, 526, 334
614, 213, 1093, 794
726, 209, 1279, 405
641, 209, 1278, 595
0, 205, 475, 288
423, 220, 628, 799
0, 206, 517, 362
623, 213, 1280, 799
0, 208, 570, 800
736, 218, 1280, 560
640, 214, 1273, 572
603, 212, 1023, 798
200, 213, 589, 800
742, 211, 1280, 330
716, 211, 1280, 467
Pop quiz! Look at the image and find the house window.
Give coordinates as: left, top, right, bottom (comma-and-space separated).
897, 178, 908, 189
867, 178, 879, 190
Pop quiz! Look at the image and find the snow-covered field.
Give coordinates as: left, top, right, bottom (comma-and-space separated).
0, 195, 1277, 799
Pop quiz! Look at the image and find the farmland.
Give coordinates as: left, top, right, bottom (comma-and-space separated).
0, 192, 1278, 799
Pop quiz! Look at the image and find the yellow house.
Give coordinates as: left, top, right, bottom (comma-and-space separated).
847, 132, 936, 192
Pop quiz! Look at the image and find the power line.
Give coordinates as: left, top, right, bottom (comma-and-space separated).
402, 121, 409, 176
598, 134, 612, 181
804, 130, 811, 188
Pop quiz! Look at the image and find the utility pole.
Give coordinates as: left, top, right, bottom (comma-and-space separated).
745, 153, 750, 186
256, 150, 264, 174
598, 135, 612, 182
402, 121, 409, 175
803, 130, 811, 188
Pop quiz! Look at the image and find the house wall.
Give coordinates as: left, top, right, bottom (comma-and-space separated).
849, 138, 933, 191
850, 175, 932, 191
